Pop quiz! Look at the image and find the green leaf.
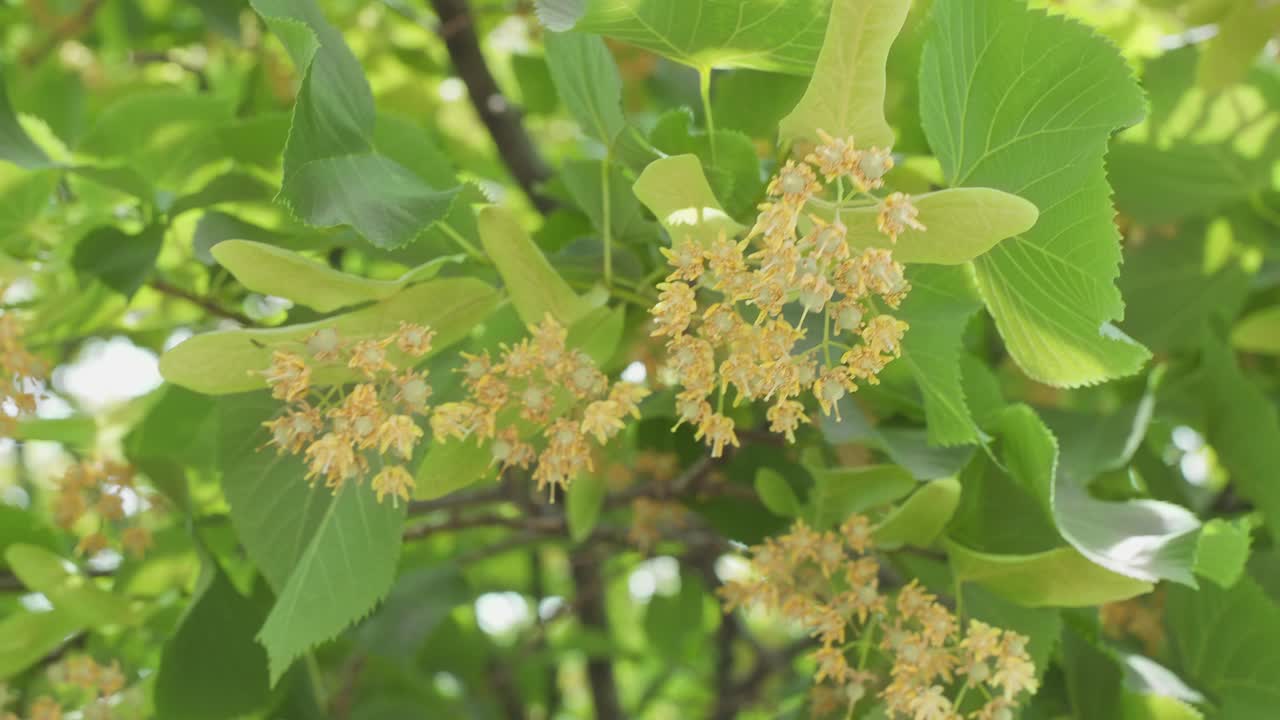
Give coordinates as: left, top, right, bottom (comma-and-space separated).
1199, 340, 1280, 542
962, 582, 1061, 673
568, 471, 608, 541
12, 415, 96, 448
160, 278, 498, 394
826, 188, 1038, 265
1062, 623, 1126, 720
633, 154, 746, 247
0, 609, 81, 680
251, 0, 462, 249
920, 0, 1151, 387
643, 572, 705, 660
712, 70, 808, 139
415, 438, 493, 500
0, 65, 50, 168
1166, 578, 1280, 719
217, 393, 335, 591
258, 479, 406, 684
647, 109, 764, 220
778, 0, 911, 149
154, 559, 271, 719
0, 506, 58, 567
566, 304, 626, 367
806, 464, 915, 529
1232, 306, 1280, 355
1194, 518, 1251, 589
896, 265, 985, 446
538, 0, 831, 75
946, 542, 1152, 607
211, 240, 462, 313
4, 544, 137, 626
754, 467, 802, 518
543, 31, 625, 143
478, 205, 592, 327
1197, 0, 1280, 92
874, 476, 959, 549
72, 224, 165, 298
1122, 693, 1204, 720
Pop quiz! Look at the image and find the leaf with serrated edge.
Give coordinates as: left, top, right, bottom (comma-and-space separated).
544, 31, 625, 143
779, 0, 910, 149
633, 155, 745, 247
212, 240, 462, 313
257, 480, 405, 684
539, 0, 831, 75
160, 278, 498, 395
919, 0, 1150, 386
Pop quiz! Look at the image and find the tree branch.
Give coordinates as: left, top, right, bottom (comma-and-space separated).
21, 0, 106, 66
149, 279, 258, 326
390, 0, 556, 213
570, 550, 624, 720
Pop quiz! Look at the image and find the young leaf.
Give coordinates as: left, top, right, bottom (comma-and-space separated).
478, 205, 593, 327
1193, 518, 1251, 589
160, 278, 498, 394
0, 609, 81, 680
920, 0, 1150, 387
633, 154, 746, 246
820, 188, 1038, 265
3, 544, 137, 626
257, 479, 406, 684
946, 542, 1152, 607
543, 31, 625, 144
537, 0, 831, 75
874, 476, 960, 549
778, 0, 911, 149
755, 468, 802, 518
1232, 306, 1280, 355
211, 240, 462, 313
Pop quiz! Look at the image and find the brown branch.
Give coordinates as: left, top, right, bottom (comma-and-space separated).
21, 0, 106, 66
149, 279, 258, 326
418, 0, 556, 213
570, 549, 624, 720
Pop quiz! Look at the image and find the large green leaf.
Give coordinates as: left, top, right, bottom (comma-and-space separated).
212, 240, 461, 313
826, 188, 1038, 265
537, 0, 831, 75
478, 205, 593, 327
258, 478, 406, 684
1166, 578, 1280, 719
217, 393, 334, 591
896, 265, 986, 446
543, 32, 625, 144
154, 558, 271, 719
919, 0, 1151, 387
250, 0, 462, 249
633, 154, 746, 246
160, 278, 498, 394
778, 0, 910, 148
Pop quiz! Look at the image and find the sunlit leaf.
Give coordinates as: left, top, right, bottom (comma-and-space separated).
478, 205, 594, 327
633, 154, 746, 246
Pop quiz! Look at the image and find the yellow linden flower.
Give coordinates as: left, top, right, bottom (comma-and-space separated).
348, 337, 395, 377
908, 685, 956, 720
651, 281, 697, 337
304, 432, 361, 488
29, 695, 62, 720
262, 351, 311, 402
581, 400, 626, 444
371, 465, 415, 504
490, 426, 536, 471
75, 532, 109, 557
377, 414, 423, 460
430, 401, 483, 441
850, 147, 894, 192
395, 322, 435, 356
660, 238, 705, 281
806, 129, 858, 181
992, 645, 1038, 699
767, 399, 808, 443
65, 655, 99, 689
96, 660, 126, 695
305, 327, 343, 361
120, 526, 153, 559
812, 645, 852, 684
264, 404, 323, 454
877, 192, 927, 243
329, 384, 384, 450
767, 160, 821, 204
694, 412, 739, 458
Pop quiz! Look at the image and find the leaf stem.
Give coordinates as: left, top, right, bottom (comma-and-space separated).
437, 221, 488, 264
699, 67, 717, 163
602, 155, 614, 289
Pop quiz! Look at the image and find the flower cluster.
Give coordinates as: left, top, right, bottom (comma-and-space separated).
2, 654, 134, 720
627, 497, 690, 552
1101, 590, 1165, 657
431, 315, 649, 500
720, 519, 1036, 720
53, 461, 154, 559
1, 295, 45, 438
259, 323, 436, 504
650, 131, 917, 456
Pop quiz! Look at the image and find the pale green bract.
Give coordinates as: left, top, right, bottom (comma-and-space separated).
477, 205, 596, 327
919, 0, 1151, 387
632, 154, 746, 246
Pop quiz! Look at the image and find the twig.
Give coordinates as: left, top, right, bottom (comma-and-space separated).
570, 549, 624, 720
407, 484, 507, 515
386, 0, 556, 213
149, 279, 258, 326
21, 0, 106, 66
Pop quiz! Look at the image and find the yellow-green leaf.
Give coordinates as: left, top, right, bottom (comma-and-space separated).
946, 540, 1153, 607
827, 188, 1038, 264
1232, 306, 1280, 354
211, 240, 462, 313
874, 476, 960, 549
160, 278, 498, 394
779, 0, 911, 149
4, 544, 137, 626
478, 205, 592, 327
633, 154, 745, 247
